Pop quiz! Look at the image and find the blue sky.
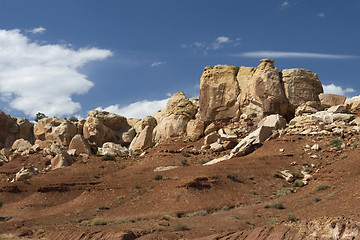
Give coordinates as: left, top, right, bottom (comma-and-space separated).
0, 0, 359, 119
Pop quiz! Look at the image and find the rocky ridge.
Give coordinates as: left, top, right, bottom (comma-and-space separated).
1, 59, 360, 239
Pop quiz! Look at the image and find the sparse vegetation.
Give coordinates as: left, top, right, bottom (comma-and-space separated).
98, 205, 110, 210
0, 202, 2, 208
162, 214, 172, 221
102, 154, 115, 161
69, 116, 79, 122
271, 187, 293, 199
340, 154, 348, 159
90, 217, 107, 226
287, 213, 298, 222
227, 172, 242, 183
154, 174, 164, 181
294, 179, 305, 187
35, 112, 47, 122
330, 138, 343, 150
35, 229, 45, 235
186, 210, 208, 217
314, 197, 321, 202
181, 151, 191, 158
116, 218, 128, 224
264, 202, 285, 210
273, 171, 283, 178
173, 222, 191, 231
291, 171, 303, 179
316, 184, 330, 191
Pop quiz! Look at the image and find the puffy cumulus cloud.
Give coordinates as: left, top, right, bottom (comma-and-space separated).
280, 1, 290, 8
27, 27, 46, 34
317, 13, 326, 18
0, 29, 112, 117
97, 98, 169, 119
323, 84, 355, 96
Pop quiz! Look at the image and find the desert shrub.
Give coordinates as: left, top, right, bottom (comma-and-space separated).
98, 205, 110, 210
90, 218, 107, 226
35, 229, 45, 235
186, 210, 208, 217
181, 151, 190, 158
173, 222, 191, 231
330, 138, 343, 149
0, 202, 2, 208
340, 154, 348, 159
154, 174, 164, 181
314, 197, 321, 202
181, 159, 189, 166
291, 171, 303, 179
102, 154, 115, 161
316, 184, 330, 191
116, 218, 128, 224
69, 116, 79, 122
135, 184, 141, 189
35, 112, 47, 122
227, 172, 242, 183
264, 202, 285, 210
287, 213, 298, 222
271, 187, 293, 199
294, 180, 305, 187
273, 171, 283, 178
162, 214, 172, 221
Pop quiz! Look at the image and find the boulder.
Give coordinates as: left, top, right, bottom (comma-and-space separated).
186, 119, 205, 142
238, 59, 288, 118
34, 117, 77, 146
51, 151, 73, 170
210, 142, 223, 152
83, 110, 132, 147
152, 115, 189, 143
11, 138, 32, 152
230, 126, 274, 157
282, 68, 323, 117
199, 65, 240, 122
295, 101, 323, 116
203, 132, 220, 146
98, 142, 130, 157
0, 110, 34, 148
130, 116, 157, 151
204, 122, 220, 135
327, 104, 348, 113
69, 134, 92, 155
15, 167, 38, 181
346, 95, 360, 110
319, 93, 346, 108
258, 114, 287, 130
166, 92, 197, 118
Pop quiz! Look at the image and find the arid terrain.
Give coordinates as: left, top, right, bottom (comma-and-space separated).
1, 132, 360, 239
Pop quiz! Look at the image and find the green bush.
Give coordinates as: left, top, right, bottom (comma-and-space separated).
314, 197, 321, 202
90, 217, 107, 226
264, 202, 285, 210
35, 112, 47, 122
154, 174, 164, 181
316, 184, 330, 191
162, 215, 172, 221
287, 213, 298, 222
294, 180, 305, 187
330, 138, 343, 149
227, 172, 242, 183
181, 151, 191, 158
102, 154, 115, 161
186, 210, 208, 217
173, 222, 191, 231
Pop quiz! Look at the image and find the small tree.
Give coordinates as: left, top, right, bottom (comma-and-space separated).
35, 112, 47, 122
69, 116, 79, 122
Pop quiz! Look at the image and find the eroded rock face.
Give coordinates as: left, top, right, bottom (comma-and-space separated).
199, 65, 240, 123
319, 93, 346, 108
0, 110, 34, 148
238, 59, 288, 118
166, 92, 197, 118
34, 117, 77, 146
129, 116, 157, 151
68, 134, 92, 155
282, 68, 323, 117
83, 110, 133, 147
186, 119, 205, 142
152, 115, 189, 143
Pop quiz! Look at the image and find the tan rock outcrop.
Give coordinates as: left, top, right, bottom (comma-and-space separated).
11, 138, 32, 152
166, 92, 197, 118
186, 119, 205, 142
238, 59, 288, 118
258, 114, 287, 130
68, 134, 92, 155
83, 110, 133, 147
0, 110, 34, 148
152, 115, 189, 143
282, 68, 323, 117
346, 95, 360, 110
319, 93, 346, 108
98, 142, 130, 157
130, 116, 157, 151
34, 117, 77, 146
199, 65, 240, 122
51, 151, 73, 170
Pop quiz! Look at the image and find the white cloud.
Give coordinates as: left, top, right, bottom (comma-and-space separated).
233, 51, 358, 59
323, 84, 355, 96
151, 61, 165, 67
97, 98, 169, 119
0, 28, 112, 117
317, 13, 326, 18
181, 36, 241, 53
27, 27, 46, 34
280, 1, 290, 8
